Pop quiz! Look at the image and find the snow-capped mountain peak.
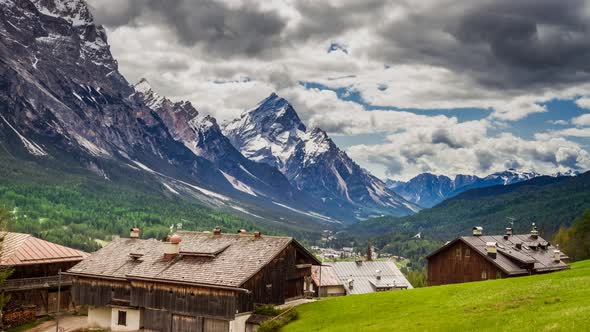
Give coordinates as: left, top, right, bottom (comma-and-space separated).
224, 94, 419, 219
31, 0, 94, 27
133, 78, 165, 109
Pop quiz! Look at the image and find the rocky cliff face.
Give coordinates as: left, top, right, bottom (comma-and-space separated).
224, 94, 419, 219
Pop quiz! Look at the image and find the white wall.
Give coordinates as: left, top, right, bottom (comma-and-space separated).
111, 307, 143, 331
229, 312, 251, 332
327, 286, 346, 296
88, 306, 111, 329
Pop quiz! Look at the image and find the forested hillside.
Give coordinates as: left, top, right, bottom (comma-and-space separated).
354, 172, 590, 240
0, 150, 316, 252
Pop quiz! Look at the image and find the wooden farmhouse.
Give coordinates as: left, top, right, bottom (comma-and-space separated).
0, 232, 89, 327
65, 228, 319, 332
426, 226, 570, 286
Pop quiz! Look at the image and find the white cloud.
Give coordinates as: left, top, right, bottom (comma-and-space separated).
572, 114, 590, 127
575, 98, 590, 109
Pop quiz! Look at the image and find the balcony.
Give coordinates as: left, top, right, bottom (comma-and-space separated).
2, 275, 72, 291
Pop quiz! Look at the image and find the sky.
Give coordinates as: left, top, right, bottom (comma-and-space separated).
87, 0, 590, 181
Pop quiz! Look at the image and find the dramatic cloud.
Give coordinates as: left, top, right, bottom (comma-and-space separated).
87, 0, 590, 179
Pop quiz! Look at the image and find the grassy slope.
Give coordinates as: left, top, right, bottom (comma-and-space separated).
283, 260, 590, 332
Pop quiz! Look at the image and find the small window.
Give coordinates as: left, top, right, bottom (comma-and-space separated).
481, 271, 487, 280
465, 248, 470, 257
455, 248, 461, 259
118, 310, 127, 326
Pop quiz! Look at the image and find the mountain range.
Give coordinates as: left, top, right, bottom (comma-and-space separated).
387, 169, 580, 208
0, 0, 416, 231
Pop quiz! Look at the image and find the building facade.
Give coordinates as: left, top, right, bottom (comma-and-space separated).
66, 229, 319, 332
0, 232, 89, 327
426, 227, 569, 286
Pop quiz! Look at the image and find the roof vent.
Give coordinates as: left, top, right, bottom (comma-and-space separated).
348, 278, 354, 289
213, 227, 221, 235
130, 228, 140, 238
473, 226, 483, 236
129, 253, 143, 260
254, 231, 261, 238
486, 242, 497, 259
375, 269, 382, 281
238, 229, 248, 234
515, 242, 522, 250
355, 260, 363, 266
531, 223, 539, 239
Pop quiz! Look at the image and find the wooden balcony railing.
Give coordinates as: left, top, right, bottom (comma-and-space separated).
1, 275, 72, 291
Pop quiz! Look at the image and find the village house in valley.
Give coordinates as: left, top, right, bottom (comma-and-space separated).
65, 228, 319, 332
331, 261, 412, 294
426, 226, 569, 286
0, 232, 89, 327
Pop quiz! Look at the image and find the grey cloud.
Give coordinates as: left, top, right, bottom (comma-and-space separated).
373, 0, 590, 90
431, 128, 464, 149
91, 0, 287, 58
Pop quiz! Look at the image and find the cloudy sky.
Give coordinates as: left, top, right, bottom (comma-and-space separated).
88, 0, 590, 181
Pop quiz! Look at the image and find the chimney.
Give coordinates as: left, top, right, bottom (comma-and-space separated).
515, 242, 522, 250
130, 228, 140, 238
348, 278, 354, 289
375, 270, 382, 281
531, 223, 539, 239
472, 226, 483, 236
486, 242, 497, 259
164, 234, 182, 260
238, 229, 248, 234
213, 227, 221, 235
254, 231, 261, 238
505, 227, 513, 236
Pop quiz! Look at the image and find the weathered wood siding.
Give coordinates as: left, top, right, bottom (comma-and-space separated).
130, 281, 238, 320
71, 277, 131, 306
240, 243, 313, 307
427, 241, 506, 286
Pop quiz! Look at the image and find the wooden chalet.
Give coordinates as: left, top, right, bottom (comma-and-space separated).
65, 228, 319, 332
0, 232, 89, 326
426, 226, 569, 286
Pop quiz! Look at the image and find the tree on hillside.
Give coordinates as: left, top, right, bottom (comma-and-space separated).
553, 210, 590, 261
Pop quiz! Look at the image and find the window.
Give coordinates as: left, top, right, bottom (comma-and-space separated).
481, 271, 487, 280
455, 248, 461, 259
118, 310, 127, 326
496, 270, 502, 279
465, 248, 470, 258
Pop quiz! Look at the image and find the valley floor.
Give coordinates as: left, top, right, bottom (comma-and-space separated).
283, 260, 590, 332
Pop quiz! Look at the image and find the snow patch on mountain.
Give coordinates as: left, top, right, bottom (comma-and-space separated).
0, 115, 48, 156
220, 171, 258, 197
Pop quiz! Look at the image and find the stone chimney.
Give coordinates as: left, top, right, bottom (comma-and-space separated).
486, 242, 497, 259
130, 228, 140, 238
254, 231, 262, 238
164, 234, 182, 260
553, 249, 561, 262
473, 226, 483, 236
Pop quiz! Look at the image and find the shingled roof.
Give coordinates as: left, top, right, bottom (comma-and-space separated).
67, 231, 319, 289
0, 232, 89, 266
311, 265, 341, 287
426, 233, 569, 275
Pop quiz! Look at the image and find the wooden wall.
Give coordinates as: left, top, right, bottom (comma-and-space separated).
10, 261, 80, 279
72, 278, 131, 306
130, 280, 238, 320
240, 242, 313, 307
427, 241, 506, 286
